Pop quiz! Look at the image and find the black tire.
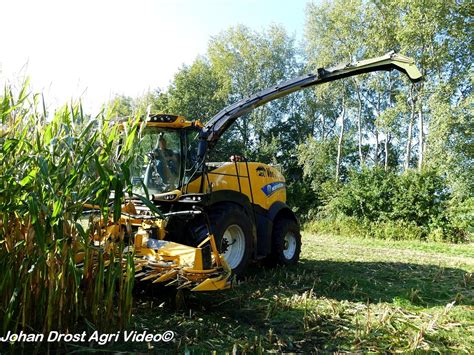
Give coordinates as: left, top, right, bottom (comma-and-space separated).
268, 218, 301, 266
208, 205, 253, 277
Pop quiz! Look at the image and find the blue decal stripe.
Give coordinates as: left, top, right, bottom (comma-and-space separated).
261, 181, 286, 197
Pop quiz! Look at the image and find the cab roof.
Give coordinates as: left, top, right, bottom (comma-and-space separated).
117, 114, 203, 129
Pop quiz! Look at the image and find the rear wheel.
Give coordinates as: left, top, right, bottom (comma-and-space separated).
268, 218, 301, 266
208, 205, 253, 277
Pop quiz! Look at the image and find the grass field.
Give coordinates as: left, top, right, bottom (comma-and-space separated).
67, 232, 473, 353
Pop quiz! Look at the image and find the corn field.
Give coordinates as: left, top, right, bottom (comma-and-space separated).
0, 82, 142, 336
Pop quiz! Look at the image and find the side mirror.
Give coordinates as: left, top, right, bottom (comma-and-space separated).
197, 140, 207, 160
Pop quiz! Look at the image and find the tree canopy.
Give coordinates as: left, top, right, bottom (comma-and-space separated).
111, 0, 472, 241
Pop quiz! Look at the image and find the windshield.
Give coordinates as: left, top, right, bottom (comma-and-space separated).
183, 129, 200, 187
131, 128, 182, 194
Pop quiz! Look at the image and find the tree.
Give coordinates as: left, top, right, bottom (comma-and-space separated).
121, 2, 472, 240
305, 0, 369, 179
207, 24, 300, 159
109, 94, 134, 118
165, 57, 225, 121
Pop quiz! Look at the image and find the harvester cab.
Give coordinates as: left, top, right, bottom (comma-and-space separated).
129, 115, 203, 199
82, 52, 422, 291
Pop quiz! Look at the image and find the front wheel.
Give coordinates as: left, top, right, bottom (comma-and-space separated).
268, 218, 301, 266
208, 205, 253, 277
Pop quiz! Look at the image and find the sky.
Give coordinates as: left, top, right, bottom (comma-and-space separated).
0, 0, 309, 115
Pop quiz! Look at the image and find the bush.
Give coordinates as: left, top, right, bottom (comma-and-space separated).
286, 178, 320, 222
305, 216, 365, 238
390, 170, 450, 227
325, 168, 397, 221
445, 196, 474, 242
310, 167, 470, 243
305, 217, 426, 241
369, 219, 425, 241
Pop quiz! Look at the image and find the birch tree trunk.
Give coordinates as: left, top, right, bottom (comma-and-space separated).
320, 114, 326, 141
417, 65, 425, 171
335, 97, 346, 181
418, 106, 424, 171
374, 92, 381, 166
384, 132, 390, 171
356, 85, 364, 167
384, 75, 393, 171
404, 86, 416, 170
374, 129, 379, 166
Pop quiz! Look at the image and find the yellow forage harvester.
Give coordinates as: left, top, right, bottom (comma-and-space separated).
77, 52, 421, 292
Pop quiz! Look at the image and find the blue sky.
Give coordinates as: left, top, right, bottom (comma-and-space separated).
0, 0, 309, 114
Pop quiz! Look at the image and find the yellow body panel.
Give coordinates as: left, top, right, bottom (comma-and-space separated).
76, 206, 232, 291
186, 162, 286, 211
133, 233, 232, 291
145, 119, 203, 129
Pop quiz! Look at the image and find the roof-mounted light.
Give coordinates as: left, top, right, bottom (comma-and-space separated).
149, 114, 180, 123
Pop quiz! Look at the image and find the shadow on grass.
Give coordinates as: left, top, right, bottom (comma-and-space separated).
47, 259, 471, 353
181, 257, 472, 328
243, 258, 473, 307
171, 259, 472, 352
6, 259, 471, 354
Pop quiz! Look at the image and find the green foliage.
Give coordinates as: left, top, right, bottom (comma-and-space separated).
308, 216, 426, 241
109, 94, 134, 117
124, 4, 470, 245
207, 24, 301, 160
326, 168, 398, 221
166, 57, 225, 120
298, 137, 337, 188
445, 196, 474, 241
0, 82, 139, 334
286, 178, 319, 221
391, 170, 449, 225
316, 168, 470, 242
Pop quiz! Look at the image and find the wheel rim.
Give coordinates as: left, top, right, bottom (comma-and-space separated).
221, 224, 245, 269
283, 231, 297, 260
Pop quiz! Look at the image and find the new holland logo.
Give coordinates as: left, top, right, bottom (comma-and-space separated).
261, 181, 286, 197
